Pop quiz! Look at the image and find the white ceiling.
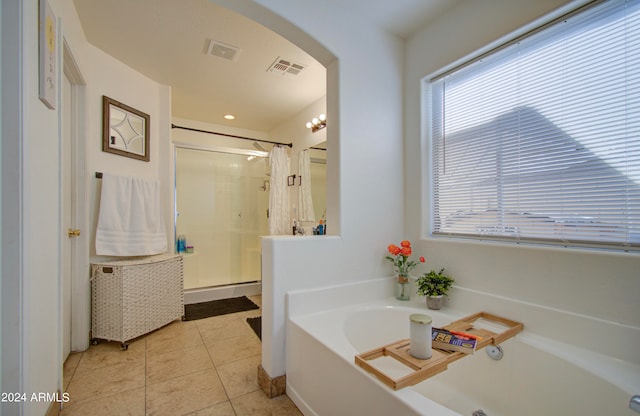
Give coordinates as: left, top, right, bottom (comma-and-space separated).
73, 0, 460, 132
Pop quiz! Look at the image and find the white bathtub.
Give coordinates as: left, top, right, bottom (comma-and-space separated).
286, 293, 639, 416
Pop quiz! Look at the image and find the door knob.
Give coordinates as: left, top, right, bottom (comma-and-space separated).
67, 228, 81, 238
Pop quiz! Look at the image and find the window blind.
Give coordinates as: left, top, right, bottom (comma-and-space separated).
430, 0, 640, 250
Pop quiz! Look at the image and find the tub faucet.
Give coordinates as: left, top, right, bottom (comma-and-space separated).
630, 395, 640, 413
472, 411, 487, 416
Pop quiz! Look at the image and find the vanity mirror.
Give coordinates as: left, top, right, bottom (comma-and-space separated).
102, 95, 150, 161
298, 143, 327, 222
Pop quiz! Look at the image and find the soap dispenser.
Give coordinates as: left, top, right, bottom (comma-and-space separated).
177, 235, 186, 253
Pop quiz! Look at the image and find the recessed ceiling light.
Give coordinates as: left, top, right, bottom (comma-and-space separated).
224, 114, 235, 120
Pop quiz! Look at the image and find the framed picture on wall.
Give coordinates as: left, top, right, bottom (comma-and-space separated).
39, 0, 57, 109
102, 96, 150, 162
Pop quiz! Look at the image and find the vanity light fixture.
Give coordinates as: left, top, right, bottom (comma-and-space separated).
305, 113, 326, 133
224, 114, 236, 120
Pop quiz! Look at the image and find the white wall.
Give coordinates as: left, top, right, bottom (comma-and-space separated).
22, 0, 65, 412
230, 0, 640, 382
8, 0, 401, 410
404, 0, 640, 359
11, 0, 173, 413
215, 0, 405, 377
53, 0, 173, 265
16, 1, 633, 411
86, 46, 172, 258
270, 95, 327, 152
269, 95, 327, 222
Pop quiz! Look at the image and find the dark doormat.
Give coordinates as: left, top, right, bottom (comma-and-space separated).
184, 296, 259, 321
246, 316, 261, 340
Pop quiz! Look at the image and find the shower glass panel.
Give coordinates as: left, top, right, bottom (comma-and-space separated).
175, 147, 269, 289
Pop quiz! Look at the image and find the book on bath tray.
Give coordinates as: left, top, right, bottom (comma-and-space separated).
432, 328, 477, 354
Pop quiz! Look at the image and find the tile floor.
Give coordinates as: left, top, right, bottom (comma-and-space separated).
61, 295, 303, 416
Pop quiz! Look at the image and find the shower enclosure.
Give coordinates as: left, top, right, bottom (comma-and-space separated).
175, 146, 269, 290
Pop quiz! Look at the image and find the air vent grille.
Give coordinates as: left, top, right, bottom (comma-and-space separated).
267, 57, 305, 77
203, 39, 241, 62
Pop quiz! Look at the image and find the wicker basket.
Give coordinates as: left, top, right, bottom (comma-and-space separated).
91, 253, 184, 348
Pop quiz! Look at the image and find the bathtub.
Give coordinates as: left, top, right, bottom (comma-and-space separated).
286, 284, 639, 416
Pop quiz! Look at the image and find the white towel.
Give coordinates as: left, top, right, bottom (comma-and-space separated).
96, 173, 167, 256
268, 146, 291, 235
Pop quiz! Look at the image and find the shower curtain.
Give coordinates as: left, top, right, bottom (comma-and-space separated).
298, 150, 315, 221
269, 146, 291, 235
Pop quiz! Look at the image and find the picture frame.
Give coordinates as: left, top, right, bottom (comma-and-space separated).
102, 96, 150, 162
39, 0, 57, 109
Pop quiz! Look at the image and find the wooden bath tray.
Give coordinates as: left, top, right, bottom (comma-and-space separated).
354, 312, 523, 390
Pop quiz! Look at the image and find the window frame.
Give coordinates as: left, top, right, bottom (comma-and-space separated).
423, 0, 639, 252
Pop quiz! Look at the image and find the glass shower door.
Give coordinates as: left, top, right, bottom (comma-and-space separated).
175, 147, 269, 289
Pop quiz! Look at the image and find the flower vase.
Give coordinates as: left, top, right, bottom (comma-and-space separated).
395, 275, 410, 301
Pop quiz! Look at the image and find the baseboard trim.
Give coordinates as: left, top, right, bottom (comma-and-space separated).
184, 282, 261, 304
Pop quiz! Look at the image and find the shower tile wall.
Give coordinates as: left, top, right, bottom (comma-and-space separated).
176, 148, 269, 289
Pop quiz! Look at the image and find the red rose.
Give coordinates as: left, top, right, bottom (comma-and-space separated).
388, 244, 401, 255
401, 247, 412, 256
400, 240, 411, 248
419, 256, 425, 263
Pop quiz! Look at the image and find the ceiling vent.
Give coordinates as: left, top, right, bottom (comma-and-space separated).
203, 38, 241, 62
267, 57, 305, 77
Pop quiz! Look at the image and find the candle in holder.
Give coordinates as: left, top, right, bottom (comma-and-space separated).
409, 314, 432, 359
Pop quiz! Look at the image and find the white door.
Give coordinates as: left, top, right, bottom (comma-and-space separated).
62, 42, 89, 354
62, 73, 75, 360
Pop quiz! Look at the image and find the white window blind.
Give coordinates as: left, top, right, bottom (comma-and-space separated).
430, 0, 640, 250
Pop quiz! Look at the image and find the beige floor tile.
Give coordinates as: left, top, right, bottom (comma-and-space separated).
231, 390, 302, 416
186, 401, 236, 416
236, 309, 262, 322
146, 369, 227, 416
63, 352, 83, 391
247, 295, 262, 307
66, 360, 145, 405
75, 337, 145, 374
196, 314, 255, 343
58, 298, 296, 416
205, 334, 261, 366
146, 320, 204, 354
146, 344, 214, 384
61, 387, 144, 416
216, 354, 261, 399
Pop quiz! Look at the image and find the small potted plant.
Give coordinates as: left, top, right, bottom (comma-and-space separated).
416, 268, 455, 310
